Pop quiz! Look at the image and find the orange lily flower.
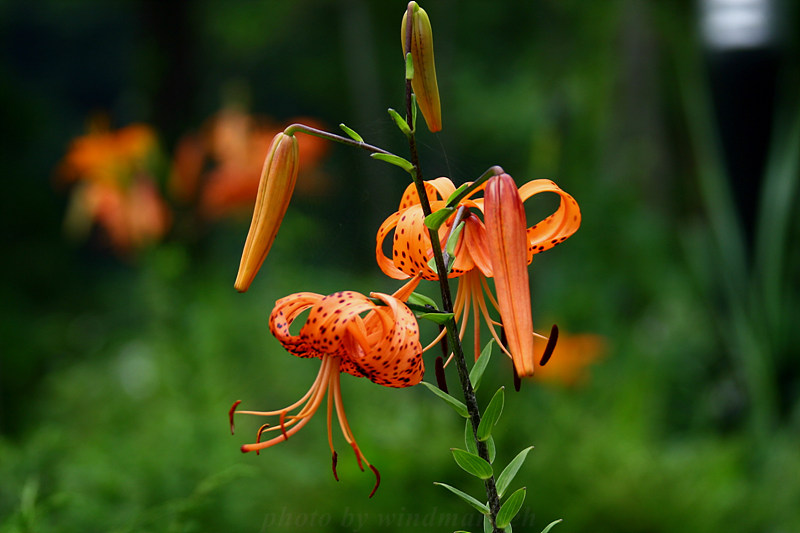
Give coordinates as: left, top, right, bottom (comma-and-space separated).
230, 290, 423, 497
376, 175, 581, 372
234, 131, 299, 292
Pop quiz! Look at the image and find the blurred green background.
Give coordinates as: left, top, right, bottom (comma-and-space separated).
1, 1, 799, 532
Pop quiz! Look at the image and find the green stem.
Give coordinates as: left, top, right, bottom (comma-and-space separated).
403, 8, 502, 530
284, 123, 393, 156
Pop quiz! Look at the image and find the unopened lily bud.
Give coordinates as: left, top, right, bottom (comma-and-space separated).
234, 132, 299, 292
484, 173, 535, 377
401, 2, 442, 132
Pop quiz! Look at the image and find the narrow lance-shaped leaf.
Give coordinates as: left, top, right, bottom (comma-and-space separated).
424, 206, 455, 230
338, 123, 363, 142
496, 487, 526, 529
420, 381, 469, 418
476, 386, 504, 441
417, 311, 455, 325
469, 340, 494, 391
465, 419, 478, 455
486, 434, 496, 464
540, 519, 563, 533
371, 152, 414, 173
388, 108, 412, 136
451, 448, 493, 480
406, 291, 438, 309
496, 446, 534, 498
434, 482, 489, 514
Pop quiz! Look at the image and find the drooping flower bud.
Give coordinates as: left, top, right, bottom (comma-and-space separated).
401, 2, 442, 132
234, 131, 299, 292
484, 173, 535, 377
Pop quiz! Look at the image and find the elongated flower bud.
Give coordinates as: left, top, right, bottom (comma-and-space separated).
484, 173, 535, 377
402, 2, 442, 132
234, 132, 299, 292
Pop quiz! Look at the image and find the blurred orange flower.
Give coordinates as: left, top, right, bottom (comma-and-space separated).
169, 106, 329, 218
59, 122, 171, 255
532, 333, 607, 387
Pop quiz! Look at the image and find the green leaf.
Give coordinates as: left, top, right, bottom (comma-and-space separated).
486, 435, 496, 464
446, 183, 472, 206
496, 487, 526, 529
405, 52, 414, 80
388, 108, 412, 136
370, 152, 414, 173
338, 123, 363, 142
451, 448, 493, 480
469, 340, 494, 391
496, 446, 534, 498
476, 387, 504, 441
418, 312, 455, 325
411, 93, 418, 130
406, 292, 438, 310
433, 482, 489, 514
424, 206, 455, 230
419, 381, 469, 418
445, 221, 465, 257
464, 420, 478, 455
540, 519, 563, 533
505, 525, 513, 533
483, 515, 492, 533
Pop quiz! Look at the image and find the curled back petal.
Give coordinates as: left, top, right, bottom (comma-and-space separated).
518, 179, 581, 256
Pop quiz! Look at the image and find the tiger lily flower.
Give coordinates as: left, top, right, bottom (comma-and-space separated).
401, 1, 442, 132
376, 175, 581, 373
230, 290, 423, 498
234, 131, 299, 292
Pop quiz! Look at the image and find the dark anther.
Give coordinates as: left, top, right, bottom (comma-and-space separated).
228, 400, 241, 434
279, 411, 289, 440
332, 451, 340, 482
513, 365, 521, 392
435, 356, 448, 393
540, 324, 559, 367
368, 464, 381, 499
255, 424, 270, 456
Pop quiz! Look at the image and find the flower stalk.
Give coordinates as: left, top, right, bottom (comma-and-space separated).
402, 5, 503, 530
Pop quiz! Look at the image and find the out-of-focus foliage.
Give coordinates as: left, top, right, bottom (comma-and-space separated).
1, 0, 799, 532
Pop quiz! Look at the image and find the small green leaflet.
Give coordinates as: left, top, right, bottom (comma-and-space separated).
433, 482, 489, 514
464, 420, 477, 455
446, 183, 472, 206
388, 108, 412, 136
445, 221, 465, 257
469, 340, 494, 391
338, 123, 363, 142
405, 52, 414, 80
417, 311, 455, 325
496, 446, 534, 498
451, 448, 493, 480
406, 291, 438, 310
496, 487, 526, 529
540, 519, 563, 533
486, 434, 496, 464
424, 206, 455, 230
371, 152, 414, 173
476, 387, 504, 441
419, 381, 469, 418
